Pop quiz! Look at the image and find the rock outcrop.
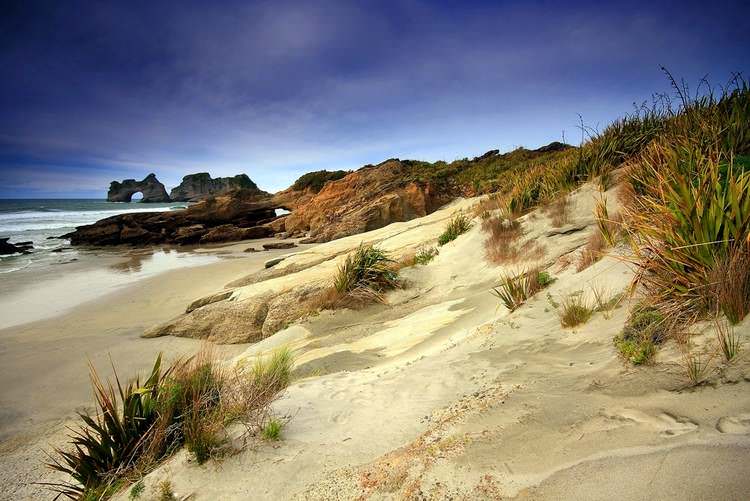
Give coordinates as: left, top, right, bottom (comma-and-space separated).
169, 173, 268, 202
0, 238, 33, 255
64, 191, 277, 246
107, 173, 170, 202
270, 160, 454, 243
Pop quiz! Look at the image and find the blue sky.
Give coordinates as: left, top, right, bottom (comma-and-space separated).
1, 0, 748, 198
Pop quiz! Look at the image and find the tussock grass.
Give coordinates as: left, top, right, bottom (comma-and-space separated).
710, 243, 750, 324
47, 347, 293, 499
715, 318, 741, 363
491, 268, 555, 311
590, 284, 622, 319
332, 244, 400, 305
558, 293, 594, 327
438, 214, 472, 246
681, 349, 714, 386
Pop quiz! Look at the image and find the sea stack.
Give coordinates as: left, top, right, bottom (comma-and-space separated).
107, 173, 170, 202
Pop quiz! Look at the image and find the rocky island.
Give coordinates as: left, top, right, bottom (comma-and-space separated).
170, 173, 268, 201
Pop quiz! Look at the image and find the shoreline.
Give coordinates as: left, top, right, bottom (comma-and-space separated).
0, 238, 309, 444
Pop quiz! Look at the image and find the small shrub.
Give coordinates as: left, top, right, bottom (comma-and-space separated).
559, 293, 594, 327
129, 480, 144, 500
614, 304, 664, 365
333, 244, 399, 304
438, 214, 472, 246
492, 268, 555, 311
715, 319, 741, 363
261, 419, 283, 440
414, 246, 438, 265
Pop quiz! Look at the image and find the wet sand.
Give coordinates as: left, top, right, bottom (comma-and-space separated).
0, 238, 308, 443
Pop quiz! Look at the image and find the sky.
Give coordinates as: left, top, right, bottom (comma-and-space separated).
1, 0, 749, 198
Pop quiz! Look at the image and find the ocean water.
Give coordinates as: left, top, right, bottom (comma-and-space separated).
0, 199, 187, 273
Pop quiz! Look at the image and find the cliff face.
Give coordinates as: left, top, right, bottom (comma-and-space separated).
272, 160, 454, 243
107, 173, 170, 202
169, 173, 268, 202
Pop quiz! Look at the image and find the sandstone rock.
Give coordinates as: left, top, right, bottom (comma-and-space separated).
169, 173, 269, 202
261, 284, 324, 337
144, 298, 270, 344
107, 173, 170, 202
264, 256, 286, 268
174, 224, 207, 244
200, 225, 273, 243
262, 242, 297, 250
244, 247, 259, 252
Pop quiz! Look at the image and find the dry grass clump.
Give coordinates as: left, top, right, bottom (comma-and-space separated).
543, 195, 571, 227
438, 214, 472, 246
47, 347, 293, 500
491, 268, 555, 311
576, 229, 606, 272
481, 215, 546, 264
331, 244, 400, 306
681, 348, 714, 386
558, 293, 594, 328
710, 243, 750, 324
413, 246, 438, 265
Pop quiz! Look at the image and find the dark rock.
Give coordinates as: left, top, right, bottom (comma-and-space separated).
107, 173, 170, 202
170, 173, 269, 202
262, 242, 297, 250
244, 247, 259, 252
0, 238, 33, 255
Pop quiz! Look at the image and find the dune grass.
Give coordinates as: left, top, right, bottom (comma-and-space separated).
558, 293, 594, 328
438, 214, 472, 246
491, 268, 555, 311
331, 244, 400, 306
47, 347, 293, 500
613, 304, 665, 365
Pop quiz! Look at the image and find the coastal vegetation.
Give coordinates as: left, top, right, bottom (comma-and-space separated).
291, 169, 349, 193
491, 268, 554, 311
331, 244, 400, 305
47, 348, 293, 500
438, 214, 472, 246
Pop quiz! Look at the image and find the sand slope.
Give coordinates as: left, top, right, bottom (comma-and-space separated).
115, 182, 750, 500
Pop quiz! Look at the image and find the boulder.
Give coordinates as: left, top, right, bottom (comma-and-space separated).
199, 225, 273, 243
107, 173, 170, 202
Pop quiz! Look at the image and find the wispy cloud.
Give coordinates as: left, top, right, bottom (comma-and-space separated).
1, 0, 748, 196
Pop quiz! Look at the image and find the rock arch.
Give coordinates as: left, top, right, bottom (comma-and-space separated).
107, 173, 170, 202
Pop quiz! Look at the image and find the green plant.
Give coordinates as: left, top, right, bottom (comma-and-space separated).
614, 305, 665, 365
491, 268, 554, 311
47, 355, 170, 499
414, 246, 438, 265
129, 480, 144, 500
333, 244, 399, 304
682, 349, 713, 386
261, 419, 283, 440
48, 347, 294, 499
591, 284, 622, 319
710, 243, 750, 324
594, 197, 621, 247
715, 319, 741, 363
558, 293, 594, 327
438, 214, 472, 246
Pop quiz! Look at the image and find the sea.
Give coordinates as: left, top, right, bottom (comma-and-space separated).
0, 199, 187, 274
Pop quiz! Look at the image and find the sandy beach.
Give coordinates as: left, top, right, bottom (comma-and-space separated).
0, 238, 311, 497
